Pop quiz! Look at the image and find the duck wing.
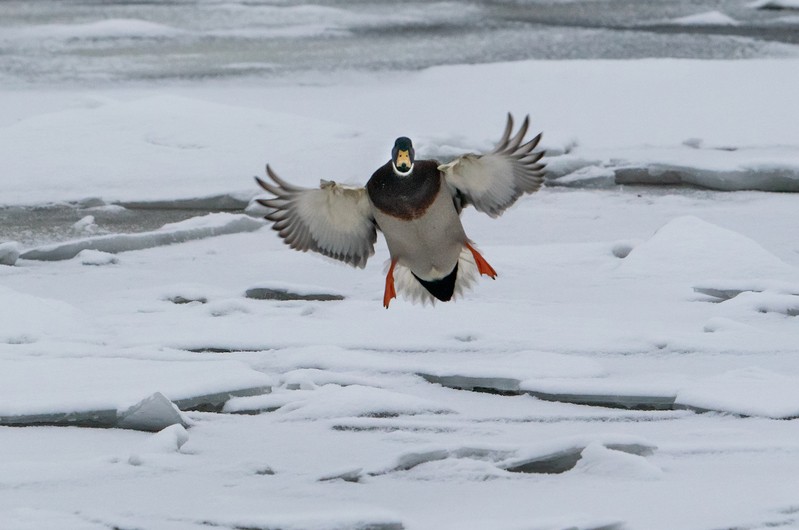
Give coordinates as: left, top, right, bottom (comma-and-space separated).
255, 165, 377, 268
440, 114, 545, 218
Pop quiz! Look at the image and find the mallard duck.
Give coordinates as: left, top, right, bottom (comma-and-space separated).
255, 114, 545, 308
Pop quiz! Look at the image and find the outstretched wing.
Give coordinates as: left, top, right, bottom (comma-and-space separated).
440, 114, 545, 218
255, 165, 377, 268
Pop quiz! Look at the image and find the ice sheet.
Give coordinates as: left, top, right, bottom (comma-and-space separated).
0, 357, 273, 417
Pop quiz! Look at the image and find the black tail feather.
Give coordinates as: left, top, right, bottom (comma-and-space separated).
412, 263, 458, 302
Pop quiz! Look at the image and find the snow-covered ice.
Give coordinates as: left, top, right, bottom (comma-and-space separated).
3, 18, 186, 42
670, 11, 741, 25
676, 368, 799, 418
225, 384, 455, 418
116, 392, 190, 432
5, 181, 799, 530
617, 215, 793, 279
2, 4, 799, 528
76, 249, 119, 266
3, 61, 799, 204
0, 357, 273, 419
20, 213, 264, 261
0, 241, 21, 266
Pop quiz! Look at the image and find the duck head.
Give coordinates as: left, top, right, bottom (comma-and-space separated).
391, 137, 415, 176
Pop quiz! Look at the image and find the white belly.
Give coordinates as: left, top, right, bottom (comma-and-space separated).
373, 190, 467, 281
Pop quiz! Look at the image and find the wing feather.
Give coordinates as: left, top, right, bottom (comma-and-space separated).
255, 166, 376, 268
442, 114, 546, 218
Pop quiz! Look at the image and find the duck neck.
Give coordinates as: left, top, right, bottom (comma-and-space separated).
392, 162, 414, 177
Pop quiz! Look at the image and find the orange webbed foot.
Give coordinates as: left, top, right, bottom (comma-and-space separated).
383, 258, 398, 308
465, 242, 497, 279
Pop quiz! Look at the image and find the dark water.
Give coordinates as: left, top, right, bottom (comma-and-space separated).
1, 0, 797, 87
0, 203, 224, 247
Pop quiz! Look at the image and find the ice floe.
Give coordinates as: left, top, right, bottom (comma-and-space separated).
572, 442, 664, 480
0, 358, 273, 428
417, 351, 607, 383
617, 216, 793, 280
670, 11, 741, 25
676, 368, 799, 418
551, 164, 617, 188
116, 392, 190, 432
0, 285, 91, 344
723, 291, 799, 317
71, 215, 99, 235
20, 213, 263, 261
0, 94, 359, 205
280, 368, 377, 390
128, 424, 190, 466
0, 241, 20, 265
549, 148, 799, 192
499, 435, 656, 476
615, 160, 799, 191
427, 366, 799, 419
694, 279, 799, 301
327, 434, 657, 481
76, 249, 119, 266
3, 19, 185, 42
200, 512, 404, 530
423, 370, 680, 411
224, 384, 454, 419
1, 60, 798, 208
520, 379, 679, 411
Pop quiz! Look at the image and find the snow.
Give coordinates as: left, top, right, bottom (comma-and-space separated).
128, 424, 190, 467
676, 368, 799, 418
521, 378, 678, 404
225, 384, 455, 418
2, 10, 799, 529
0, 241, 21, 265
671, 11, 741, 25
77, 249, 119, 266
71, 215, 99, 235
618, 215, 793, 279
0, 357, 273, 417
0, 94, 357, 204
0, 285, 91, 344
573, 442, 664, 481
3, 19, 185, 41
3, 61, 799, 203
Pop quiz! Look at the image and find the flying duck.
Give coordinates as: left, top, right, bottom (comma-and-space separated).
255, 114, 545, 308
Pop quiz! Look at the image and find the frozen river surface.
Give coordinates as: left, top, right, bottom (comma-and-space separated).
3, 3, 799, 530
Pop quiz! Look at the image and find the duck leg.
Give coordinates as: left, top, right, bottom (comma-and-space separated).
383, 258, 398, 308
465, 242, 497, 279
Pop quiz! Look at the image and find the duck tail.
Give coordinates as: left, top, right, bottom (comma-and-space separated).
413, 264, 458, 302
391, 248, 479, 305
